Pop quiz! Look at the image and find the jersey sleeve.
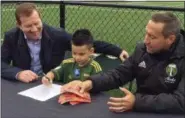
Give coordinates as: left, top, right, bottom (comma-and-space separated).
91, 60, 102, 75
51, 63, 64, 81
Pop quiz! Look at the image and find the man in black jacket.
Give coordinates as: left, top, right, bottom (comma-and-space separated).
62, 12, 184, 114
1, 3, 128, 83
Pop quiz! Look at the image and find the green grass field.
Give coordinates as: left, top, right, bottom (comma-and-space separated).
1, 2, 184, 96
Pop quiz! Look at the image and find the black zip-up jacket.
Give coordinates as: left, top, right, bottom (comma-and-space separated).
90, 31, 185, 114
1, 24, 122, 80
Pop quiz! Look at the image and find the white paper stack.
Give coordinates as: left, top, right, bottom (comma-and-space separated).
18, 84, 62, 102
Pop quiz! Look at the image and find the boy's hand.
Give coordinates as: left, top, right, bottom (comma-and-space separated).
41, 72, 54, 86
42, 77, 49, 86
42, 76, 52, 86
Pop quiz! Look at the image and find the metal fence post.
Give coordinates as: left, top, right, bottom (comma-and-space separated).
60, 1, 65, 29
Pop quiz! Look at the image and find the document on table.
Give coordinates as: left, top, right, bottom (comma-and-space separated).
18, 84, 62, 102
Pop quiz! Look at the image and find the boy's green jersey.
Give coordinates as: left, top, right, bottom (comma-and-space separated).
52, 58, 102, 83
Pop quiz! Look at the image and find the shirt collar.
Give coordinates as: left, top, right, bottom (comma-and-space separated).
24, 33, 42, 43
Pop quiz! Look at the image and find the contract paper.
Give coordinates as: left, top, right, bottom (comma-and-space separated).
18, 84, 62, 101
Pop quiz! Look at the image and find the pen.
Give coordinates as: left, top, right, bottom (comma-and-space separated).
43, 73, 53, 84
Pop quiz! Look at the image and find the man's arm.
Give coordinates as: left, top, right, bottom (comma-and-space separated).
93, 40, 123, 57
134, 73, 184, 114
1, 33, 23, 80
57, 27, 127, 59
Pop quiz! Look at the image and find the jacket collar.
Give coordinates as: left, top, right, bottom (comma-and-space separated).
170, 34, 185, 59
39, 25, 54, 68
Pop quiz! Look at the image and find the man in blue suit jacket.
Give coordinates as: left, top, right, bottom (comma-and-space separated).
1, 2, 128, 83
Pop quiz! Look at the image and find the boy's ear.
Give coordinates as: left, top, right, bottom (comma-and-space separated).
90, 47, 94, 53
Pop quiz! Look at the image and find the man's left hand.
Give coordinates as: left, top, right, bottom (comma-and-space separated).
107, 87, 135, 112
119, 50, 129, 61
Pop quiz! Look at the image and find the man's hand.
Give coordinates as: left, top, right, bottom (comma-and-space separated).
17, 70, 38, 83
119, 50, 129, 61
61, 80, 93, 94
107, 87, 135, 112
61, 80, 83, 93
80, 80, 93, 93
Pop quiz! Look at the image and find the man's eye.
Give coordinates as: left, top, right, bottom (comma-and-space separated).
150, 36, 156, 39
35, 23, 39, 26
148, 34, 155, 39
25, 25, 32, 28
79, 53, 85, 56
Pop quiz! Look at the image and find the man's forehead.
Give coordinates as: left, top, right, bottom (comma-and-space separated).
146, 20, 164, 34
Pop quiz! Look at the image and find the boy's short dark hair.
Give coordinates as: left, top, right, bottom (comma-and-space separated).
72, 29, 93, 48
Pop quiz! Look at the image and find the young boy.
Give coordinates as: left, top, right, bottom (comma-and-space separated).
42, 29, 102, 85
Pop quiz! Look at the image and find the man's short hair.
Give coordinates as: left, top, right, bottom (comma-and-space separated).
151, 12, 181, 38
72, 29, 94, 48
15, 2, 40, 25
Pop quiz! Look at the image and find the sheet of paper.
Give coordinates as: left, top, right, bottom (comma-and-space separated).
18, 84, 62, 102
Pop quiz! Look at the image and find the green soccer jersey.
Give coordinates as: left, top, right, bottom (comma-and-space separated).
52, 58, 102, 83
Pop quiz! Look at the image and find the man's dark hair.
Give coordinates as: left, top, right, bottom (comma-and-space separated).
72, 29, 94, 48
15, 2, 40, 25
151, 12, 181, 38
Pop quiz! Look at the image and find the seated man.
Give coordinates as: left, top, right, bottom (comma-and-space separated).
62, 12, 185, 114
1, 2, 128, 83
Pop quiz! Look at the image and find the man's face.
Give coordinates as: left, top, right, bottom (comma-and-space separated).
72, 44, 94, 67
18, 10, 42, 40
144, 20, 173, 54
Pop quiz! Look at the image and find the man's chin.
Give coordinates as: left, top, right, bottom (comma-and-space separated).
29, 37, 40, 41
146, 48, 154, 54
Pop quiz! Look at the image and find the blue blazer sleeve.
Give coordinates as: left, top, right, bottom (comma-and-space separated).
1, 33, 23, 80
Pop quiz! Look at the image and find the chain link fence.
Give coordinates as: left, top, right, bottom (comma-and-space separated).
1, 2, 184, 54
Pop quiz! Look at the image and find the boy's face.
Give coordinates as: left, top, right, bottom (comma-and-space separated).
72, 44, 94, 67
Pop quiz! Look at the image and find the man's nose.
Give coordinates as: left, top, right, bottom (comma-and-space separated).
30, 26, 38, 32
144, 35, 150, 44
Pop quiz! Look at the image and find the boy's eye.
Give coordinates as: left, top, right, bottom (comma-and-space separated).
34, 23, 39, 26
79, 53, 85, 56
